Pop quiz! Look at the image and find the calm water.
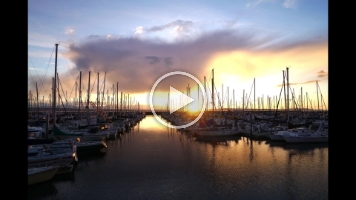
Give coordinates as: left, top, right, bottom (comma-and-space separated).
28, 115, 328, 200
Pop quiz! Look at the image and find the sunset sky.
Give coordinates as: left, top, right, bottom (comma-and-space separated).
28, 0, 328, 111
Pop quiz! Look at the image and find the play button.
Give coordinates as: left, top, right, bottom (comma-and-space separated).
169, 86, 194, 114
149, 71, 207, 129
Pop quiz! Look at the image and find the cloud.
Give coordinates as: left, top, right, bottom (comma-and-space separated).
65, 27, 75, 36
144, 56, 173, 67
59, 30, 247, 93
245, 0, 298, 9
136, 20, 194, 38
301, 80, 319, 84
28, 67, 44, 70
146, 20, 193, 33
135, 27, 144, 34
145, 56, 160, 64
246, 0, 270, 8
283, 0, 298, 9
87, 35, 101, 39
317, 70, 328, 78
163, 57, 173, 68
275, 68, 328, 87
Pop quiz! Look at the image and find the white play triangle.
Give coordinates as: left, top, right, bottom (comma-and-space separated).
169, 86, 194, 114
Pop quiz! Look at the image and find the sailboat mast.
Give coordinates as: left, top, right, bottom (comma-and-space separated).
36, 82, 39, 118
286, 67, 289, 121
52, 43, 58, 127
79, 71, 82, 120
197, 83, 199, 111
254, 78, 255, 111
87, 71, 91, 125
204, 76, 207, 110
116, 82, 119, 116
120, 92, 123, 116
227, 86, 229, 110
111, 84, 114, 111
222, 84, 223, 111
97, 72, 99, 113
212, 69, 214, 113
75, 81, 77, 109
301, 87, 303, 117
306, 92, 308, 116
242, 89, 244, 116
233, 89, 235, 111
316, 81, 320, 111
101, 72, 106, 110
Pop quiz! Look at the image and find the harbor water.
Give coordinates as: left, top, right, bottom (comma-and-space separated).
28, 115, 328, 200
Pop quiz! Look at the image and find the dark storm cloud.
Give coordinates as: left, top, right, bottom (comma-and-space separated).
163, 57, 173, 68
144, 56, 173, 67
87, 35, 100, 39
64, 28, 324, 93
145, 56, 160, 64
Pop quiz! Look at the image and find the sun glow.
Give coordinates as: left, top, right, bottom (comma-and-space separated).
202, 45, 328, 109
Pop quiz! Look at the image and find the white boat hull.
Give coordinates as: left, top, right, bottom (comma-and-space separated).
28, 165, 59, 185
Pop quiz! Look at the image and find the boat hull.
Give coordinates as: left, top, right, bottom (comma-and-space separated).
28, 139, 78, 174
28, 152, 76, 168
28, 165, 59, 185
76, 140, 107, 155
283, 136, 328, 143
269, 134, 285, 141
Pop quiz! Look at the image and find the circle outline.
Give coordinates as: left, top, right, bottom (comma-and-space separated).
149, 71, 207, 129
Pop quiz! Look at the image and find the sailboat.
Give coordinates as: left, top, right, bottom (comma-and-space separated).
282, 123, 328, 143
193, 69, 239, 137
50, 44, 107, 154
50, 44, 86, 139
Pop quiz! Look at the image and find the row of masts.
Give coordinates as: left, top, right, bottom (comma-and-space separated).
28, 44, 140, 120
28, 95, 140, 111
166, 67, 327, 115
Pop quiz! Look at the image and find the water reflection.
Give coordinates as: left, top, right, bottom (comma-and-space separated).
249, 138, 254, 162
106, 134, 122, 146
194, 135, 241, 146
52, 171, 76, 182
265, 140, 286, 148
29, 115, 328, 199
28, 181, 58, 199
75, 151, 107, 172
284, 143, 328, 151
